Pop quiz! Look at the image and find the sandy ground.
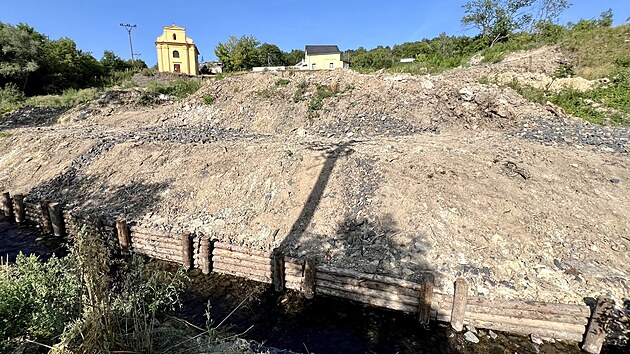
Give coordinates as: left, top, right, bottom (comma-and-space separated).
0, 46, 628, 309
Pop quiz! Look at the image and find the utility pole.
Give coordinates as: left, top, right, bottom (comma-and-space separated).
120, 23, 137, 65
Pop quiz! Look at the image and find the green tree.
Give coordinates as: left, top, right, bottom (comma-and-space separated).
597, 9, 614, 28
461, 0, 536, 46
256, 43, 286, 66
0, 22, 44, 90
283, 49, 305, 65
214, 35, 261, 71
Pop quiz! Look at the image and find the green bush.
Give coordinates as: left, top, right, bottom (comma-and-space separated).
0, 83, 26, 114
203, 95, 215, 105
0, 254, 81, 348
25, 87, 100, 108
146, 78, 203, 100
292, 80, 308, 102
275, 78, 290, 86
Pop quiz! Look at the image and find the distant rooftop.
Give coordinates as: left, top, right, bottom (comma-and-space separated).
305, 45, 341, 55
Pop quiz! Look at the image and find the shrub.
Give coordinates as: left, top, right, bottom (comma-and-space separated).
292, 80, 308, 102
146, 78, 203, 100
203, 95, 215, 105
0, 83, 26, 114
0, 254, 81, 349
25, 87, 100, 108
275, 78, 290, 86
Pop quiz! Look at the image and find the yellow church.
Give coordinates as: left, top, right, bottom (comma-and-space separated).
155, 25, 199, 75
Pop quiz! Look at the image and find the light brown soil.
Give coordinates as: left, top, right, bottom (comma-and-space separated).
0, 46, 628, 309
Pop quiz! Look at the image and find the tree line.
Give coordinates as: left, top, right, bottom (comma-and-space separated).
0, 22, 147, 97
214, 1, 619, 73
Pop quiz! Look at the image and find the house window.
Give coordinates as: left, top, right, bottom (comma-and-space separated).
311, 63, 316, 70
173, 34, 177, 40
173, 50, 180, 58
329, 63, 334, 69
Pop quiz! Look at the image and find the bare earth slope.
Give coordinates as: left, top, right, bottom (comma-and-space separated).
1, 47, 628, 309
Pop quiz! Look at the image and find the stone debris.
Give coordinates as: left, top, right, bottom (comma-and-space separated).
464, 331, 480, 343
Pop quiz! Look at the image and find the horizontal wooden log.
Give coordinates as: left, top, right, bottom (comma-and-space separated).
315, 272, 419, 299
212, 256, 273, 272
213, 267, 273, 284
130, 237, 181, 251
317, 285, 417, 313
464, 304, 589, 325
130, 232, 180, 245
316, 279, 418, 306
285, 281, 302, 291
318, 265, 428, 292
465, 311, 586, 335
284, 256, 303, 265
132, 247, 183, 263
436, 299, 590, 321
284, 261, 303, 273
131, 244, 182, 259
213, 248, 273, 265
129, 226, 176, 238
213, 263, 272, 279
468, 319, 584, 342
285, 274, 302, 285
469, 298, 590, 318
213, 242, 271, 258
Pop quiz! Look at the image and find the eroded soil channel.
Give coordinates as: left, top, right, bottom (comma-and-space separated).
2, 219, 627, 354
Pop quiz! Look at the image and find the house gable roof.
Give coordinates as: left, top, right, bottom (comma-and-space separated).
305, 45, 341, 55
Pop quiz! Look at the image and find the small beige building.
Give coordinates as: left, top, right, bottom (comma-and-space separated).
155, 25, 199, 75
303, 45, 349, 70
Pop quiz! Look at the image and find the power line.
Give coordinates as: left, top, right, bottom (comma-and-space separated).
119, 23, 137, 64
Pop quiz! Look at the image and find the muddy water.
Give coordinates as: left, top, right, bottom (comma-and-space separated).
1, 219, 625, 354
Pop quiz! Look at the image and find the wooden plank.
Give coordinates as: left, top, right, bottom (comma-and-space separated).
48, 202, 65, 238
468, 298, 591, 317
130, 232, 180, 246
13, 194, 25, 223
214, 242, 271, 258
116, 219, 130, 254
303, 257, 315, 299
200, 237, 212, 275
39, 200, 53, 234
465, 311, 586, 334
213, 268, 273, 284
131, 247, 183, 263
2, 192, 13, 220
469, 319, 584, 342
451, 278, 468, 332
582, 296, 614, 353
315, 279, 418, 305
285, 274, 302, 285
285, 281, 302, 291
182, 233, 193, 271
318, 264, 428, 291
130, 237, 181, 252
272, 248, 284, 292
131, 243, 182, 259
315, 272, 419, 298
213, 256, 273, 272
213, 248, 273, 265
464, 304, 589, 325
316, 285, 417, 313
417, 273, 434, 325
213, 263, 272, 279
285, 260, 303, 273
129, 226, 176, 238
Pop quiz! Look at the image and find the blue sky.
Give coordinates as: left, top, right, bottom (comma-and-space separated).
1, 1, 628, 65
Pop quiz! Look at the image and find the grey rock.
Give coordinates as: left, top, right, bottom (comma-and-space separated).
464, 331, 479, 343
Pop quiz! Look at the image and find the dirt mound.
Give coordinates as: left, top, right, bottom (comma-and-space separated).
1, 106, 65, 127
1, 45, 629, 317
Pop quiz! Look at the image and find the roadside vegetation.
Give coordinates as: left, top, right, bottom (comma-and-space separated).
0, 227, 235, 353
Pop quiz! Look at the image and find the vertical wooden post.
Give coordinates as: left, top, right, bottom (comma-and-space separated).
200, 237, 211, 275
2, 192, 14, 221
181, 233, 193, 270
48, 202, 65, 238
13, 194, 25, 224
417, 273, 435, 325
303, 256, 316, 299
39, 201, 53, 234
116, 219, 130, 254
272, 248, 285, 292
450, 277, 468, 332
582, 296, 614, 354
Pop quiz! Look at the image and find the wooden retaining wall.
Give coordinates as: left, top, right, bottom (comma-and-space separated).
1, 192, 614, 354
